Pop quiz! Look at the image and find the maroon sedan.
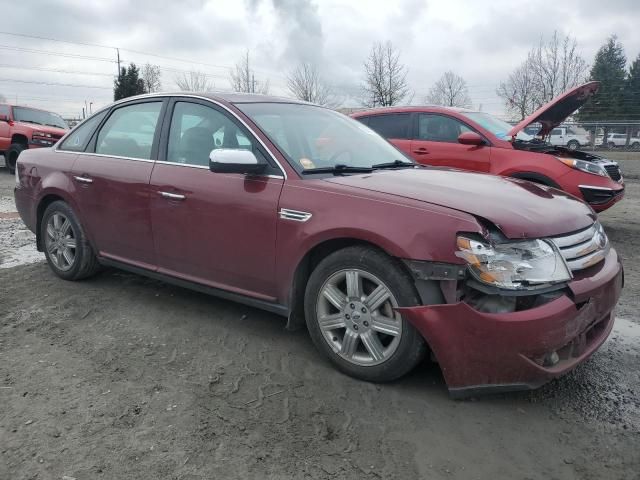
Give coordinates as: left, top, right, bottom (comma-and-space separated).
14, 93, 622, 397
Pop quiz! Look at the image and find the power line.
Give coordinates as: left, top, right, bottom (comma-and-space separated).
0, 45, 116, 62
0, 64, 115, 77
0, 78, 112, 89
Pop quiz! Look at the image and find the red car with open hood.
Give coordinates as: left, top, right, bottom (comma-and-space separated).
352, 82, 624, 212
14, 93, 622, 397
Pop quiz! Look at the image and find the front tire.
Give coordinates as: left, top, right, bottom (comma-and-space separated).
567, 140, 580, 151
304, 246, 426, 382
6, 143, 26, 174
41, 201, 101, 280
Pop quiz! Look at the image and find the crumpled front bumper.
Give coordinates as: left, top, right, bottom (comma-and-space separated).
398, 248, 623, 398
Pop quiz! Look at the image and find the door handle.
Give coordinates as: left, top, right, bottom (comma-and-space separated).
412, 148, 429, 155
73, 175, 93, 184
158, 191, 186, 200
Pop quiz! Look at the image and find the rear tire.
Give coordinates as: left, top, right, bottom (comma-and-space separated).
41, 201, 101, 281
6, 143, 26, 174
567, 140, 580, 151
304, 245, 426, 382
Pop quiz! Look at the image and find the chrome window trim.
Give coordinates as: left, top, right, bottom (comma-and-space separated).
52, 93, 289, 179
154, 160, 284, 179
53, 150, 156, 163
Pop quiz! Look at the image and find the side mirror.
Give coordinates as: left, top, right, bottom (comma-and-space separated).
209, 148, 266, 174
458, 131, 485, 146
0, 114, 8, 122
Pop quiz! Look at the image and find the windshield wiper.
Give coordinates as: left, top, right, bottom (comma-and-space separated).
45, 123, 63, 128
18, 120, 43, 125
372, 159, 416, 169
301, 164, 373, 175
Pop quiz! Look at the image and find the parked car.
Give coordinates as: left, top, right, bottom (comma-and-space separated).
14, 93, 622, 397
0, 104, 68, 174
595, 133, 640, 150
352, 82, 624, 212
548, 126, 591, 150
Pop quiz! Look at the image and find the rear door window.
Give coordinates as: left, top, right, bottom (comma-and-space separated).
366, 114, 411, 139
95, 102, 162, 159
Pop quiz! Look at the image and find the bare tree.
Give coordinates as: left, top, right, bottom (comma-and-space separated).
286, 62, 335, 105
496, 60, 538, 120
362, 41, 410, 107
497, 31, 588, 119
229, 51, 270, 94
426, 71, 472, 108
141, 63, 162, 93
528, 31, 588, 104
174, 71, 214, 92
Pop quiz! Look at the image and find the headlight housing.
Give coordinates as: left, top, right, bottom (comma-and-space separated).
557, 157, 607, 177
456, 236, 572, 290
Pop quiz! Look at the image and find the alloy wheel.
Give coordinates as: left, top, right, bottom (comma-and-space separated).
45, 213, 77, 272
316, 269, 403, 366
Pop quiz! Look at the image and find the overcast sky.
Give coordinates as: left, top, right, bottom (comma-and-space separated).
1, 0, 639, 119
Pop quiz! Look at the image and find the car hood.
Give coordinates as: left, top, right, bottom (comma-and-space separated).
326, 168, 595, 239
507, 81, 600, 138
15, 122, 68, 136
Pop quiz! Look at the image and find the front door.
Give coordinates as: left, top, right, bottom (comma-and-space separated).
411, 113, 491, 172
71, 100, 165, 268
149, 99, 284, 300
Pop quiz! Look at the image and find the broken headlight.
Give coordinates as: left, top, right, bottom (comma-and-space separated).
456, 236, 572, 290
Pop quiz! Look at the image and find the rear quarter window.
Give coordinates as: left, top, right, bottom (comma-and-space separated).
58, 110, 108, 152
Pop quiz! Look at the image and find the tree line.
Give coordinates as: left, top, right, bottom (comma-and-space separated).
113, 34, 640, 122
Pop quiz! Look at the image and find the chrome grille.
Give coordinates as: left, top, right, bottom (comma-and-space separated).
604, 164, 622, 181
549, 222, 609, 272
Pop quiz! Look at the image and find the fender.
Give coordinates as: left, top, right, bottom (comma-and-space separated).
507, 171, 561, 189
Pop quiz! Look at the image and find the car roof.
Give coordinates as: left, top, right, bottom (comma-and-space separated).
351, 105, 479, 117
113, 92, 313, 106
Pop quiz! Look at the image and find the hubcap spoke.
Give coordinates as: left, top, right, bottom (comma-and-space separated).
63, 237, 77, 249
322, 284, 347, 310
345, 270, 361, 299
370, 314, 401, 336
62, 248, 74, 266
364, 285, 390, 312
318, 313, 346, 331
46, 224, 56, 239
56, 249, 64, 267
60, 219, 71, 236
360, 331, 385, 361
53, 214, 62, 230
341, 330, 359, 358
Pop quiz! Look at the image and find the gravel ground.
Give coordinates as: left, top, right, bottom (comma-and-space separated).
0, 165, 639, 480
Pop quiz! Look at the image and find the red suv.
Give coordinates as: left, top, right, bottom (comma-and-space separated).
0, 104, 68, 174
352, 82, 624, 212
14, 93, 622, 397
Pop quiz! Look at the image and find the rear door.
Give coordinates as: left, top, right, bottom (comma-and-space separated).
71, 99, 166, 269
364, 113, 413, 158
149, 98, 284, 299
410, 113, 491, 172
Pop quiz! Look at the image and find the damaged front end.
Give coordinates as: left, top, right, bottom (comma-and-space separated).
399, 220, 623, 398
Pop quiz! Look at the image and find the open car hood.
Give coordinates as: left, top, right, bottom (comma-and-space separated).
507, 81, 600, 138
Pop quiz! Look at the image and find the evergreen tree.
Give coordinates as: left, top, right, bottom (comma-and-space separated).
579, 36, 627, 122
625, 54, 640, 120
113, 63, 147, 100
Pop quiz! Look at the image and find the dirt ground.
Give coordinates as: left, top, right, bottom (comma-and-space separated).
1, 159, 639, 480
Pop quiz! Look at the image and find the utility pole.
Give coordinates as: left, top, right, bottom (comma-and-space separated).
116, 48, 121, 77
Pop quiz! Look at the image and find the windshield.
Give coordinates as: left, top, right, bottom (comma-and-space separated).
462, 111, 532, 141
13, 106, 68, 129
236, 103, 412, 173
